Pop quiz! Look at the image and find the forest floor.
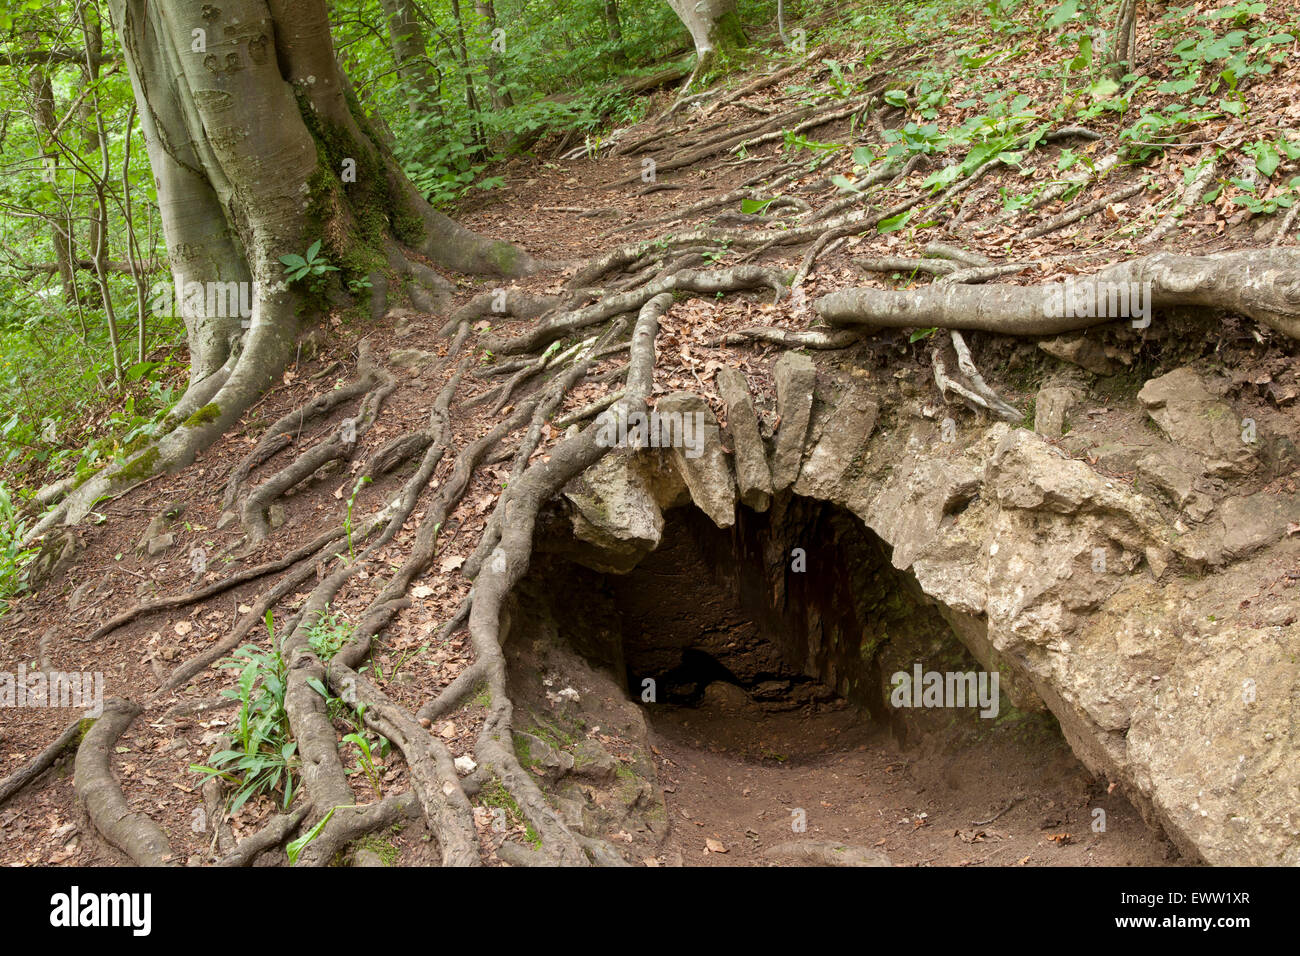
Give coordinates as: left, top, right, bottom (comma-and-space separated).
3, 6, 1298, 866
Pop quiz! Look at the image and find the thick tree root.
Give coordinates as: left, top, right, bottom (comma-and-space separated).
456, 293, 670, 865
487, 266, 785, 356
240, 347, 396, 543
815, 250, 1300, 341
74, 698, 175, 866
294, 792, 421, 867
323, 663, 480, 866
217, 806, 309, 866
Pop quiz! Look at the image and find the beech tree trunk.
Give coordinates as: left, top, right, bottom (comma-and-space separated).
666, 0, 748, 91
28, 0, 541, 542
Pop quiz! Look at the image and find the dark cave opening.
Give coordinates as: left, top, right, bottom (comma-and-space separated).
504, 492, 1180, 865
525, 493, 995, 738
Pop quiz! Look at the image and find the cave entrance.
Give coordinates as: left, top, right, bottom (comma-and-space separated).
514, 494, 1180, 866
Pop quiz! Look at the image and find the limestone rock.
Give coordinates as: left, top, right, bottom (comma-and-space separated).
1136, 446, 1201, 507
716, 367, 773, 512
794, 385, 879, 502
1033, 384, 1082, 439
771, 352, 816, 490
1217, 493, 1300, 562
655, 392, 735, 529
1138, 368, 1259, 478
563, 452, 664, 573
1039, 334, 1121, 375
387, 347, 439, 370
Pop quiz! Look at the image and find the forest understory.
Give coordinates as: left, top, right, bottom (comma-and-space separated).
2, 0, 1299, 868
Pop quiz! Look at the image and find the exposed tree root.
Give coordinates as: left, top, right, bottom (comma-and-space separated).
218, 806, 309, 867
932, 331, 1022, 422
487, 266, 785, 356
239, 347, 396, 543
294, 792, 421, 867
85, 525, 349, 643
453, 293, 671, 865
0, 717, 82, 807
221, 351, 385, 511
322, 663, 480, 866
1143, 155, 1217, 246
74, 698, 175, 866
720, 326, 861, 349
1020, 180, 1147, 241
815, 249, 1300, 341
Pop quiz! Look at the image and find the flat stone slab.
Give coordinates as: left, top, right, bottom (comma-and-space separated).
771, 352, 816, 490
716, 366, 772, 512
794, 385, 879, 501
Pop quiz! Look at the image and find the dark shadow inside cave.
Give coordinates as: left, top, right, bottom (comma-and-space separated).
504, 492, 1181, 865
525, 494, 1010, 742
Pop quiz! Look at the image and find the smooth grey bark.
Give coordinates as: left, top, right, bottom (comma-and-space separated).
815, 250, 1300, 343
379, 0, 441, 109
666, 0, 747, 91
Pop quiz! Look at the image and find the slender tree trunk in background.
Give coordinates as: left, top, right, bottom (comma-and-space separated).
604, 0, 628, 66
28, 0, 541, 541
449, 0, 485, 148
79, 0, 124, 384
666, 0, 748, 92
1109, 0, 1139, 77
379, 0, 440, 111
475, 0, 512, 110
27, 69, 77, 304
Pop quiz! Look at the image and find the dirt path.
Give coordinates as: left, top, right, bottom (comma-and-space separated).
648, 689, 1179, 867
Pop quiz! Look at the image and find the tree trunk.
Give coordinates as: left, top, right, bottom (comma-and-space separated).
666, 0, 747, 93
449, 0, 486, 148
29, 0, 542, 541
379, 0, 440, 110
27, 68, 77, 304
475, 0, 513, 110
604, 0, 628, 67
1108, 0, 1139, 77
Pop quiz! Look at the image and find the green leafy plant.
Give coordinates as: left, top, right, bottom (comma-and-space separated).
286, 805, 339, 865
0, 482, 37, 614
279, 240, 338, 291
189, 612, 297, 812
342, 732, 383, 798
344, 475, 372, 560
306, 607, 354, 660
